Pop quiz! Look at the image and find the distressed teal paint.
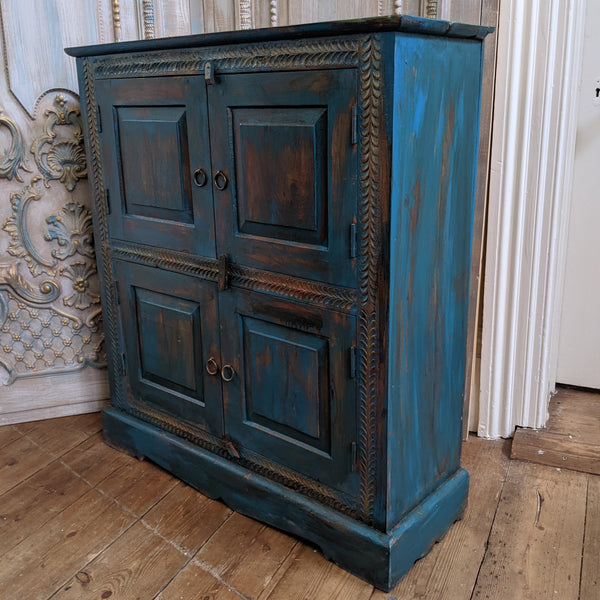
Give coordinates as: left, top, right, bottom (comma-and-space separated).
387, 34, 483, 527
70, 16, 490, 591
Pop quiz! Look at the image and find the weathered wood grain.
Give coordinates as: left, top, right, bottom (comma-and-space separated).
371, 436, 511, 600
14, 412, 102, 458
195, 512, 297, 598
0, 425, 21, 449
60, 431, 133, 486
0, 489, 134, 599
95, 457, 178, 517
581, 475, 600, 600
142, 482, 232, 556
264, 544, 373, 600
472, 461, 587, 600
0, 460, 90, 557
511, 388, 600, 475
52, 521, 187, 599
155, 561, 242, 600
0, 436, 55, 496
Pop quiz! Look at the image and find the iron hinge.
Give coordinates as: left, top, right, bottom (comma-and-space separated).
351, 105, 358, 145
349, 344, 356, 379
351, 441, 357, 472
218, 254, 231, 291
350, 222, 357, 258
104, 189, 111, 215
119, 352, 126, 375
204, 62, 216, 84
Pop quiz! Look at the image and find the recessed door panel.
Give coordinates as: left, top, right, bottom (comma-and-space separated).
219, 288, 358, 496
117, 105, 193, 222
233, 107, 327, 246
208, 69, 357, 286
243, 316, 329, 451
114, 260, 222, 435
96, 76, 215, 257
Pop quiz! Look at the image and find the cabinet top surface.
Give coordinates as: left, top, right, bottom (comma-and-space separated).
65, 15, 492, 58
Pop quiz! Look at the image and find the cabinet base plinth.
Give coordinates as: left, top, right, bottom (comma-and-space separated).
102, 408, 469, 591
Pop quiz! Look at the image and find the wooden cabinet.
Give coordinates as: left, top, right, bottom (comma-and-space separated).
67, 16, 490, 591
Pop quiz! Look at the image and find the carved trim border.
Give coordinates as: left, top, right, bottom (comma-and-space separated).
357, 36, 382, 524
82, 34, 382, 523
112, 242, 219, 281
91, 37, 358, 78
82, 59, 127, 410
128, 400, 360, 518
111, 241, 357, 313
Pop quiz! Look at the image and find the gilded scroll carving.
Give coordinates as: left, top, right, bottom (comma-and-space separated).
45, 201, 95, 260
31, 94, 87, 192
61, 262, 100, 310
0, 108, 30, 181
3, 177, 57, 276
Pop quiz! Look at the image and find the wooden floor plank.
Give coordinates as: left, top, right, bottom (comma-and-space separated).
155, 562, 243, 600
511, 428, 600, 475
370, 436, 511, 600
95, 457, 178, 517
581, 475, 600, 600
15, 412, 102, 458
0, 435, 55, 496
0, 488, 134, 599
195, 512, 297, 599
142, 482, 232, 556
60, 432, 134, 486
471, 461, 587, 600
0, 460, 91, 557
511, 387, 600, 475
264, 544, 373, 600
51, 521, 188, 599
0, 424, 21, 449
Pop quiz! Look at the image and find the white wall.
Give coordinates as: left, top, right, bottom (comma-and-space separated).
556, 0, 600, 389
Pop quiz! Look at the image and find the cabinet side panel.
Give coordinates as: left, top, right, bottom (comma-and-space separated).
387, 35, 483, 526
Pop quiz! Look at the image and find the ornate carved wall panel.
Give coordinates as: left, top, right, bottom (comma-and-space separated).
0, 0, 193, 423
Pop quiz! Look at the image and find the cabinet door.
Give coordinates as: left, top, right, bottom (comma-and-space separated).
219, 288, 358, 496
114, 260, 223, 435
96, 77, 215, 257
207, 69, 357, 287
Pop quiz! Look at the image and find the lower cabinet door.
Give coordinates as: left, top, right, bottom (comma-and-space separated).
219, 288, 359, 497
114, 260, 223, 436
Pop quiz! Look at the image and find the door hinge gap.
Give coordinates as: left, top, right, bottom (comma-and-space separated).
351, 105, 358, 145
96, 106, 102, 133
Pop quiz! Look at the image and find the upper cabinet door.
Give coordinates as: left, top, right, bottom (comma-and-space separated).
207, 69, 358, 287
96, 76, 215, 257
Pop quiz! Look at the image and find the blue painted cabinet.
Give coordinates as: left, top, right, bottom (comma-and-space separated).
67, 16, 490, 591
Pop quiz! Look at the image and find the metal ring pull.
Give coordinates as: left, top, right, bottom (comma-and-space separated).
221, 364, 235, 382
214, 170, 228, 191
205, 357, 219, 376
193, 168, 208, 187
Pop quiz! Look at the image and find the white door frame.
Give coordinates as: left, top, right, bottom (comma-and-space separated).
478, 0, 586, 438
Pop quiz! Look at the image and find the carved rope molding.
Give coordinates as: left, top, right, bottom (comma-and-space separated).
111, 241, 357, 313
128, 400, 360, 518
82, 34, 383, 523
82, 59, 126, 410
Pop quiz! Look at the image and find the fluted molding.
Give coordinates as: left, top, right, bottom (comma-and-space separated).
478, 0, 586, 438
